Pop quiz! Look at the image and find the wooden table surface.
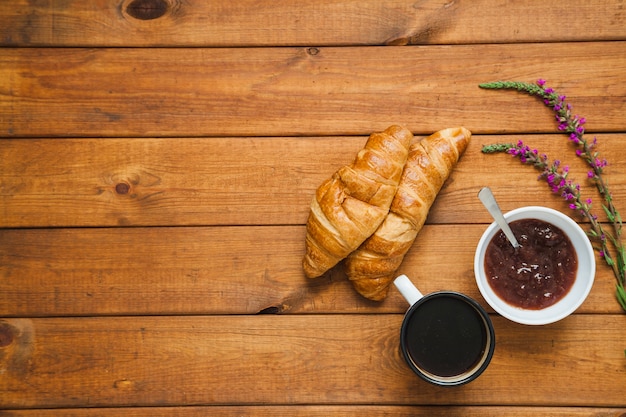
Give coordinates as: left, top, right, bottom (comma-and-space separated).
1, 1, 626, 415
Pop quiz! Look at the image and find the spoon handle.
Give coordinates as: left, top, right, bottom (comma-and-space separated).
478, 187, 520, 249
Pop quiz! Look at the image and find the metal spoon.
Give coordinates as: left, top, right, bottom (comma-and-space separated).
478, 187, 520, 249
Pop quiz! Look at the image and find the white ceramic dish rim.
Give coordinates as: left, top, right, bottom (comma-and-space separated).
474, 206, 596, 325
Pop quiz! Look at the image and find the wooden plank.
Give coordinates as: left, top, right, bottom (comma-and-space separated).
0, 224, 621, 316
1, 406, 625, 416
1, 315, 625, 408
0, 136, 342, 227
1, 43, 625, 137
2, 134, 626, 228
0, 0, 624, 47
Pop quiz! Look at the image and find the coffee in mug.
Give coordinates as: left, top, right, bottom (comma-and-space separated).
394, 274, 495, 386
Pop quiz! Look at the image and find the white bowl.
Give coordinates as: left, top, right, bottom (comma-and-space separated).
474, 206, 595, 325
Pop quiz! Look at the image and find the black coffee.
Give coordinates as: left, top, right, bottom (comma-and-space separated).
403, 295, 487, 377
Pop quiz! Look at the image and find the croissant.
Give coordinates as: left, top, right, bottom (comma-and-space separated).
303, 125, 413, 278
345, 127, 471, 300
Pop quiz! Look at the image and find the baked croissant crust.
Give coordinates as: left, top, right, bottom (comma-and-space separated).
303, 125, 413, 278
345, 127, 471, 300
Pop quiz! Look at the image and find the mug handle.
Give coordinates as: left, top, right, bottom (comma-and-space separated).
394, 274, 424, 306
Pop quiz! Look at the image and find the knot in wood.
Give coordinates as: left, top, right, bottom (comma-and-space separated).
126, 0, 169, 20
115, 182, 131, 195
0, 322, 14, 348
307, 47, 320, 56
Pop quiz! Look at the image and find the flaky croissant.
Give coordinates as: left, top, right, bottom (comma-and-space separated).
345, 127, 471, 300
303, 125, 413, 279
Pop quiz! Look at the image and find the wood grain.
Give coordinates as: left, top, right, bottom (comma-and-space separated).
2, 135, 625, 227
1, 406, 625, 416
0, 0, 624, 47
2, 1, 626, 414
0, 224, 621, 316
1, 315, 625, 409
1, 43, 625, 138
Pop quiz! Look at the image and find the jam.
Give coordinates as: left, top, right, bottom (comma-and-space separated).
484, 218, 577, 310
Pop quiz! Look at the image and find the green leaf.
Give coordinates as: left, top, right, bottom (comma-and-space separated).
616, 284, 626, 312
602, 204, 616, 223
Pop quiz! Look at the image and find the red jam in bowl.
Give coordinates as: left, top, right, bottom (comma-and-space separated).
484, 218, 577, 310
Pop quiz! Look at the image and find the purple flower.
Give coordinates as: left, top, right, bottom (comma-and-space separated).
592, 158, 607, 169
